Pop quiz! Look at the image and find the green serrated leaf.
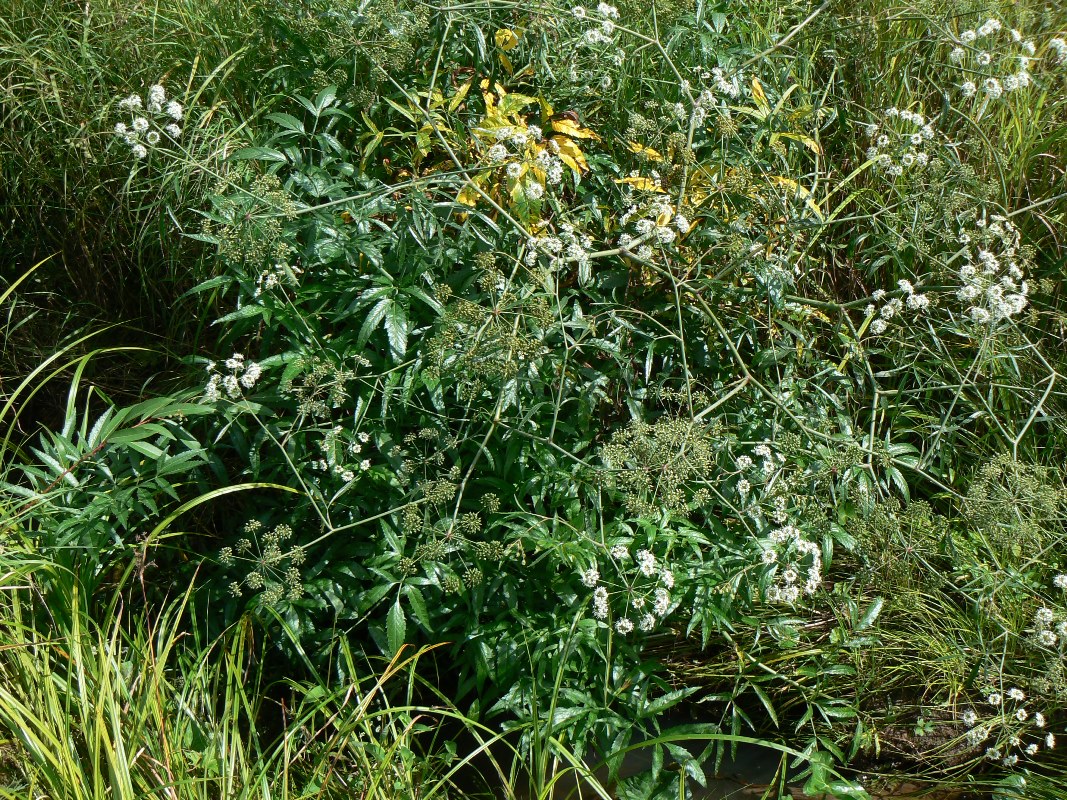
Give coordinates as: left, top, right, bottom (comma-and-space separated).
387, 598, 406, 656
385, 301, 408, 362
405, 585, 432, 631
266, 112, 305, 133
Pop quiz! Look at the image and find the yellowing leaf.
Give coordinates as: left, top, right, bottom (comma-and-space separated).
775, 131, 823, 155
495, 28, 520, 51
613, 176, 667, 193
550, 118, 599, 140
447, 78, 473, 112
457, 184, 480, 207
554, 137, 589, 173
626, 141, 663, 161
498, 92, 537, 115
498, 51, 514, 75
752, 76, 769, 112
769, 175, 823, 219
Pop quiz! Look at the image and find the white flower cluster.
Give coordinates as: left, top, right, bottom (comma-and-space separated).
949, 19, 1034, 100
763, 523, 822, 603
1050, 37, 1067, 65
113, 84, 183, 160
863, 107, 934, 179
534, 140, 566, 187
254, 261, 303, 298
1031, 605, 1067, 648
203, 353, 261, 402
710, 66, 744, 99
753, 443, 781, 482
483, 123, 562, 204
953, 213, 1029, 324
864, 279, 930, 335
617, 198, 680, 261
310, 425, 373, 482
572, 2, 619, 46
585, 542, 675, 634
674, 66, 744, 128
962, 686, 1055, 767
533, 220, 594, 280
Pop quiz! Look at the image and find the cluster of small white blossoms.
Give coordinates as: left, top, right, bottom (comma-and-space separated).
1028, 574, 1067, 648
761, 523, 822, 603
583, 543, 675, 635
732, 445, 788, 523
863, 107, 935, 178
1050, 38, 1067, 65
949, 19, 1035, 100
203, 353, 262, 402
865, 280, 930, 336
672, 66, 744, 128
736, 443, 784, 482
113, 84, 183, 160
254, 261, 303, 298
1030, 605, 1067, 649
617, 199, 684, 261
961, 686, 1055, 767
484, 123, 563, 199
310, 426, 373, 482
953, 213, 1028, 325
571, 2, 619, 46
530, 220, 595, 280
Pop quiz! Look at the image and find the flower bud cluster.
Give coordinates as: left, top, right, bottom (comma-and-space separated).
221, 520, 305, 605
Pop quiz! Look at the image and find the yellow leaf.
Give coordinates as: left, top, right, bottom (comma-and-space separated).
494, 28, 520, 51
447, 78, 473, 112
554, 137, 589, 172
626, 141, 663, 161
613, 176, 666, 193
769, 175, 823, 219
776, 131, 823, 156
457, 184, 480, 207
550, 118, 599, 140
498, 92, 537, 115
498, 50, 514, 75
752, 76, 769, 112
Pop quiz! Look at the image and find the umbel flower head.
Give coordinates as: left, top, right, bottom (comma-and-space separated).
947, 19, 1034, 104
863, 107, 935, 180
113, 83, 183, 161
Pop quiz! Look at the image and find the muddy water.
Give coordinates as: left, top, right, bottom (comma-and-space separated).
468, 740, 970, 799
